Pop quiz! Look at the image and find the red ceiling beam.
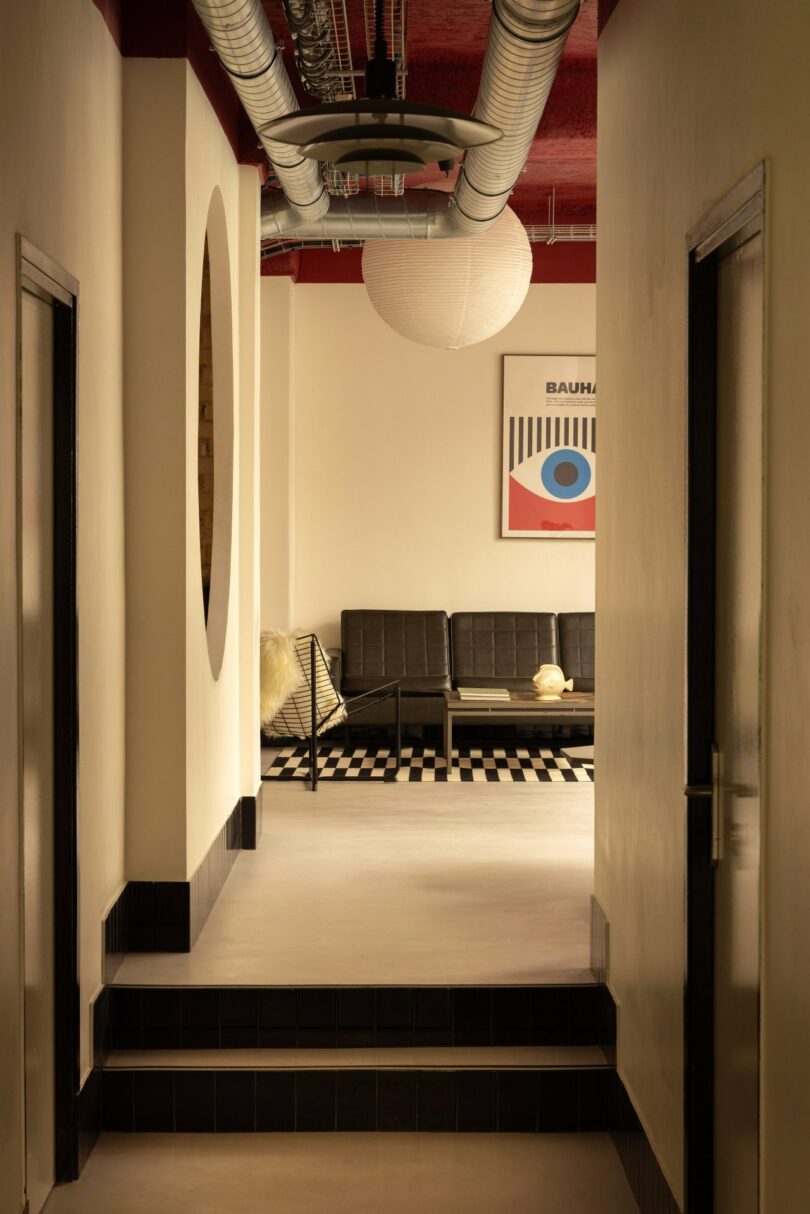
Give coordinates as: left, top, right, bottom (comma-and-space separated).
93, 0, 597, 251
92, 0, 265, 169
261, 241, 595, 285
598, 0, 625, 35
92, 0, 124, 47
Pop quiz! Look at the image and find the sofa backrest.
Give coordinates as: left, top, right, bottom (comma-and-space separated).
451, 612, 559, 691
558, 611, 595, 692
340, 610, 452, 693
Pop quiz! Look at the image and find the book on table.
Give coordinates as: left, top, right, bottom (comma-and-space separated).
456, 687, 511, 701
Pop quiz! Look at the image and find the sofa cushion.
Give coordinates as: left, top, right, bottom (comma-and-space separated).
558, 611, 595, 692
341, 610, 452, 693
451, 613, 558, 691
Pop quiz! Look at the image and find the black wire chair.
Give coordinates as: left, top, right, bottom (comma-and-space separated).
262, 634, 401, 791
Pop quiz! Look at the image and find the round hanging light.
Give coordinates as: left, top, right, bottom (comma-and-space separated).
361, 206, 533, 349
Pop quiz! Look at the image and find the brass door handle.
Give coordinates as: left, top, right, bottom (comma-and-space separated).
684, 744, 722, 865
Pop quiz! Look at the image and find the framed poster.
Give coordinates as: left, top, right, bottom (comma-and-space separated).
501, 354, 596, 538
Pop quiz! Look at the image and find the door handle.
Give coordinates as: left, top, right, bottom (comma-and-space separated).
683, 744, 722, 865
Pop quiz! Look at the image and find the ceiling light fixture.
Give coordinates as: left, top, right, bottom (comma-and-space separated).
362, 206, 533, 349
262, 0, 502, 180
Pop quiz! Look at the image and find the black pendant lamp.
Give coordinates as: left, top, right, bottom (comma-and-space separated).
261, 0, 501, 179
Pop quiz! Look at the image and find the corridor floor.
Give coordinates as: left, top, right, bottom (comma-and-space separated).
113, 775, 594, 987
43, 1133, 638, 1214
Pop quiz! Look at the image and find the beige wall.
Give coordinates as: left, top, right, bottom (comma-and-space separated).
261, 283, 596, 644
260, 276, 295, 632
183, 66, 254, 876
238, 173, 262, 796
597, 1, 810, 1209
1, 4, 260, 1199
123, 59, 188, 879
0, 0, 125, 1201
125, 60, 261, 880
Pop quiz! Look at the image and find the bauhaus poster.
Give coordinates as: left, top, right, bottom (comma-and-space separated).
501, 354, 596, 538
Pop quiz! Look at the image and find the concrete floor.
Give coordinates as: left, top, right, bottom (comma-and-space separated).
114, 779, 595, 987
44, 1134, 639, 1214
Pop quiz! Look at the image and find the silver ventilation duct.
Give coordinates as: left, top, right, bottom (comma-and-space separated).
190, 0, 328, 224
261, 190, 454, 241
452, 0, 580, 236
192, 0, 579, 241
260, 0, 580, 242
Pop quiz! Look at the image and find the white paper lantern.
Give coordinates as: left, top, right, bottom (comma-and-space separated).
362, 205, 532, 349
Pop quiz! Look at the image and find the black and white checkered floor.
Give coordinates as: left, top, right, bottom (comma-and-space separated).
263, 744, 594, 783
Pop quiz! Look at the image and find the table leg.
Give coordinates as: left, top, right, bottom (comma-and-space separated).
444, 708, 453, 775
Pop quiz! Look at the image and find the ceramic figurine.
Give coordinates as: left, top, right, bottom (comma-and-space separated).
532, 663, 574, 701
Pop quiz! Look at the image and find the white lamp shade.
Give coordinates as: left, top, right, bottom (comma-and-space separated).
361, 205, 532, 349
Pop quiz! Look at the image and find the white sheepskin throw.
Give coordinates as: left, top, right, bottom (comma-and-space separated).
260, 631, 304, 724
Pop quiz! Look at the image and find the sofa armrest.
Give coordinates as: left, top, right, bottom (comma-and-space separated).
326, 647, 343, 690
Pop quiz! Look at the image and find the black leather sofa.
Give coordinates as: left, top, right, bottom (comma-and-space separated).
328, 609, 594, 727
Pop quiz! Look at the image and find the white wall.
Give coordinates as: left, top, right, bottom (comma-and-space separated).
125, 60, 261, 879
597, 1, 810, 1209
1, 7, 261, 1200
238, 172, 262, 798
261, 283, 596, 643
0, 0, 125, 1200
260, 276, 295, 631
123, 59, 188, 879
183, 66, 258, 876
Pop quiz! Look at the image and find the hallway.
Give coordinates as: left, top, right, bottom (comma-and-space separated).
9, 0, 810, 1208
43, 1133, 638, 1214
113, 779, 595, 988
84, 778, 630, 1207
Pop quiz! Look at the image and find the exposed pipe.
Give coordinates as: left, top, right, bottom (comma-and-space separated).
259, 0, 580, 241
261, 189, 455, 240
190, 0, 329, 223
282, 0, 342, 100
259, 220, 597, 261
453, 0, 581, 236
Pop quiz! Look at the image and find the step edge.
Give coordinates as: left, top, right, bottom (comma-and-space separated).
104, 1063, 614, 1073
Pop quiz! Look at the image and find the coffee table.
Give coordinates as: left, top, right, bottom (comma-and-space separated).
442, 689, 595, 772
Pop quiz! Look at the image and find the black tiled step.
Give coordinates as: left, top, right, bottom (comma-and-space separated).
99, 984, 608, 1052
101, 1065, 616, 1133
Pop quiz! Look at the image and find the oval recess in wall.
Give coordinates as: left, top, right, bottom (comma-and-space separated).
197, 186, 234, 680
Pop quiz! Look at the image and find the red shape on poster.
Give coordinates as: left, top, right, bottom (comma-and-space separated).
508, 475, 595, 533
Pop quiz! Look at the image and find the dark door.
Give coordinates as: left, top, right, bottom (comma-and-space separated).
684, 165, 765, 1214
18, 237, 80, 1191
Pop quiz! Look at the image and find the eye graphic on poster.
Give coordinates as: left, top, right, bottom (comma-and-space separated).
501, 355, 596, 538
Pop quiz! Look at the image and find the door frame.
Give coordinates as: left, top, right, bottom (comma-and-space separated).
683, 163, 766, 1214
17, 236, 81, 1184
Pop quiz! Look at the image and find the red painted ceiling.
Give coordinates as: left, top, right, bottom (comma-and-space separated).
262, 0, 597, 227
93, 0, 598, 280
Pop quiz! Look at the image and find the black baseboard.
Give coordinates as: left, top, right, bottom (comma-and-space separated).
241, 783, 264, 850
590, 896, 616, 1066
590, 894, 609, 982
77, 1066, 102, 1173
103, 883, 131, 983
103, 799, 247, 966
611, 1080, 682, 1213
591, 898, 681, 1212
189, 803, 242, 950
92, 986, 111, 1066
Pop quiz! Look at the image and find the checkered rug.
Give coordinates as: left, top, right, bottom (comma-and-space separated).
263, 744, 594, 783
